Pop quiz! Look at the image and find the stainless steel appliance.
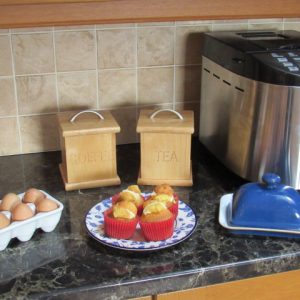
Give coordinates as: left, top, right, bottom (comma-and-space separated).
199, 30, 300, 188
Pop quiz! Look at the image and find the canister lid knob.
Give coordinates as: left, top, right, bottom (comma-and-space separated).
262, 173, 281, 189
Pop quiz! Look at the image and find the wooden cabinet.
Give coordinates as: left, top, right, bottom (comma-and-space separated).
156, 269, 300, 300
1, 0, 300, 29
130, 297, 152, 300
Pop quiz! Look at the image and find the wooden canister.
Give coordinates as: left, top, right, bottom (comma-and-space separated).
57, 110, 121, 191
137, 109, 194, 186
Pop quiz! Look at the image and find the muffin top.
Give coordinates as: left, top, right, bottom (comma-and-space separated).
119, 185, 143, 207
154, 184, 174, 196
112, 201, 137, 220
151, 193, 175, 207
141, 200, 173, 222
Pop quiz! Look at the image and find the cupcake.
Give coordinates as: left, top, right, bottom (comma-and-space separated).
104, 201, 138, 239
112, 185, 144, 215
147, 184, 179, 217
139, 200, 175, 241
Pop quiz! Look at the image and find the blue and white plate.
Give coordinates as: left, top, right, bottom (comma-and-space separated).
85, 194, 197, 251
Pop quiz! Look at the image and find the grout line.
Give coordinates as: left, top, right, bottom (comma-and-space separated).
52, 28, 60, 113
0, 75, 14, 79
172, 25, 176, 110
96, 25, 138, 31
0, 112, 59, 119
7, 64, 202, 78
94, 26, 100, 109
8, 29, 23, 154
0, 101, 199, 118
10, 30, 53, 36
135, 24, 138, 123
134, 24, 139, 143
15, 72, 56, 77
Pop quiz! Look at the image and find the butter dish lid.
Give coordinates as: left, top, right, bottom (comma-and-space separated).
57, 110, 120, 137
137, 109, 194, 134
231, 173, 300, 230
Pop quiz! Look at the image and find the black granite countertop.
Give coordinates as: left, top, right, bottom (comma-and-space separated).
1, 140, 300, 299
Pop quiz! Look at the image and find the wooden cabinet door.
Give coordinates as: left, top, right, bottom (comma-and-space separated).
156, 269, 300, 300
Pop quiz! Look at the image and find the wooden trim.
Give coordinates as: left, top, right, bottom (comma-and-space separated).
0, 0, 300, 29
156, 269, 300, 300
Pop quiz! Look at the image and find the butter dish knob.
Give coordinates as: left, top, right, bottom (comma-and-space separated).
70, 110, 104, 123
150, 109, 184, 120
262, 173, 281, 189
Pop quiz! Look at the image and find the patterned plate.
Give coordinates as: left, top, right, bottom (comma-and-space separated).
85, 195, 197, 251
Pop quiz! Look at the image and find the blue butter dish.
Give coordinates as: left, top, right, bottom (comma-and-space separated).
231, 173, 300, 230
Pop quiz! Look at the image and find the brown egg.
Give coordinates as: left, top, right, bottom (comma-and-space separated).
23, 188, 46, 204
36, 198, 58, 213
0, 193, 20, 211
0, 213, 10, 229
12, 203, 34, 221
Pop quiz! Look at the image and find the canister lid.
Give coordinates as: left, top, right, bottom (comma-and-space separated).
57, 110, 120, 137
137, 109, 194, 134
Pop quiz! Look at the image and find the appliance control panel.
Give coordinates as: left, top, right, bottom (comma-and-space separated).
269, 52, 300, 73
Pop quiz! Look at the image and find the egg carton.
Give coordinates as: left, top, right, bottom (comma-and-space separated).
0, 190, 64, 251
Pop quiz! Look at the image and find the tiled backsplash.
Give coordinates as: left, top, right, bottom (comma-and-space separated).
1, 18, 300, 156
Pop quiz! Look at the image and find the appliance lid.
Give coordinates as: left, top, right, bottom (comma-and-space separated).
202, 30, 300, 85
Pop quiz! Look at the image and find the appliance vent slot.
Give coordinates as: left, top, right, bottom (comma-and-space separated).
235, 86, 245, 92
204, 68, 210, 73
223, 80, 231, 86
213, 73, 220, 79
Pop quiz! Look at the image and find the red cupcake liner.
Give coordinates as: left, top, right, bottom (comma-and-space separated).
168, 200, 179, 218
139, 215, 175, 241
111, 193, 120, 205
104, 209, 138, 239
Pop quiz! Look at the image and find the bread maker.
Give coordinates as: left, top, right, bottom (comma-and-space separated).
199, 30, 300, 188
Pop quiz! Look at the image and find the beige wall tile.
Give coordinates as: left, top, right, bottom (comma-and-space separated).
55, 31, 96, 72
57, 71, 97, 111
284, 23, 300, 31
175, 102, 199, 136
284, 18, 300, 22
138, 67, 173, 105
137, 22, 174, 27
0, 35, 13, 76
96, 23, 136, 29
248, 23, 284, 31
55, 25, 95, 30
175, 66, 201, 102
97, 29, 136, 69
175, 20, 212, 25
138, 27, 174, 67
248, 18, 283, 23
12, 33, 55, 75
11, 27, 52, 33
111, 107, 138, 144
175, 25, 210, 65
16, 75, 57, 115
0, 78, 16, 117
212, 19, 249, 24
99, 69, 136, 109
212, 23, 248, 31
20, 114, 60, 153
0, 29, 9, 33
0, 118, 20, 155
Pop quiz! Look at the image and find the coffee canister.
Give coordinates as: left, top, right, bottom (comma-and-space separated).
57, 110, 121, 191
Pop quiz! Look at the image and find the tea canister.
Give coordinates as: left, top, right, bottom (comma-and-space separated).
57, 110, 121, 191
137, 109, 194, 186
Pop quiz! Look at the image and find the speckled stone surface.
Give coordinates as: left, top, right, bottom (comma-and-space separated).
1, 140, 300, 299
